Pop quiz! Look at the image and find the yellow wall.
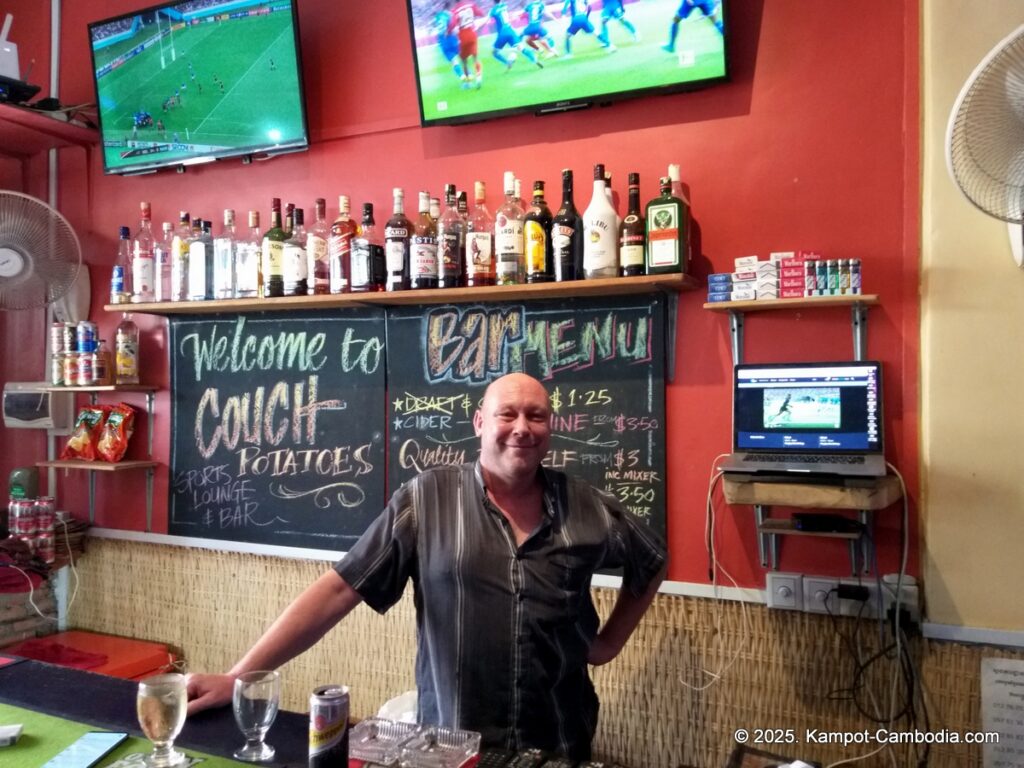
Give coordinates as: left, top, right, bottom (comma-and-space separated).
923, 2, 1024, 628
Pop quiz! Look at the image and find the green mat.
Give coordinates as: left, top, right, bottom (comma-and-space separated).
0, 702, 248, 767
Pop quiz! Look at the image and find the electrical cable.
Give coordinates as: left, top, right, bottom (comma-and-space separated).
2, 562, 58, 622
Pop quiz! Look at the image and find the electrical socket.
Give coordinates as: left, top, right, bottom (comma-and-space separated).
766, 573, 803, 610
881, 574, 920, 627
803, 576, 839, 614
838, 578, 881, 618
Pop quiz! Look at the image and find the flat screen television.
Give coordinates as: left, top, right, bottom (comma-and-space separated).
87, 0, 308, 174
405, 0, 728, 127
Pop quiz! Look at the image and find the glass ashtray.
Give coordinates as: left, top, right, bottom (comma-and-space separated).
398, 725, 482, 768
350, 718, 422, 766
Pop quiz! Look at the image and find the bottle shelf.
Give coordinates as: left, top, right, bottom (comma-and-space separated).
0, 103, 97, 159
757, 519, 862, 540
702, 294, 879, 312
37, 460, 158, 472
39, 385, 158, 393
103, 273, 700, 315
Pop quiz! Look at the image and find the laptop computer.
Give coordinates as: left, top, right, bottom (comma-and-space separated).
719, 361, 886, 477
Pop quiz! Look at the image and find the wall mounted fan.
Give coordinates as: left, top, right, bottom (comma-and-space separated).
946, 23, 1024, 267
0, 190, 86, 313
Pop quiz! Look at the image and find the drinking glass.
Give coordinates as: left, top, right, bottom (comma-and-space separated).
232, 670, 281, 762
136, 673, 188, 767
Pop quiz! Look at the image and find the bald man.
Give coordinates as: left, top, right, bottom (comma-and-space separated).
186, 373, 666, 760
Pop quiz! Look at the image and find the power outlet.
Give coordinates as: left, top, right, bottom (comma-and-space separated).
766, 573, 803, 610
881, 574, 920, 627
838, 578, 881, 618
803, 576, 839, 614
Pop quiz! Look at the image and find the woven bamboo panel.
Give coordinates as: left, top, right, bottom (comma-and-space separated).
68, 540, 1023, 768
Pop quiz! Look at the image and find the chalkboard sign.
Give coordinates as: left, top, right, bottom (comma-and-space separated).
386, 295, 666, 537
169, 310, 387, 550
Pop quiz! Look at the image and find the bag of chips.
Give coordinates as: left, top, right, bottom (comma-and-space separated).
97, 403, 135, 462
61, 406, 109, 461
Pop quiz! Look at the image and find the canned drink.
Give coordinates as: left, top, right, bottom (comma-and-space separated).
61, 323, 77, 356
10, 499, 37, 535
826, 260, 840, 295
309, 685, 349, 768
803, 260, 817, 297
50, 322, 66, 354
15, 534, 36, 554
815, 260, 827, 295
35, 532, 55, 563
850, 259, 862, 294
76, 321, 97, 353
63, 352, 79, 386
839, 259, 851, 294
77, 352, 94, 386
50, 353, 65, 386
35, 497, 56, 531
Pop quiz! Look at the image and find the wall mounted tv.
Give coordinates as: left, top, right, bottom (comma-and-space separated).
406, 0, 728, 127
88, 0, 308, 174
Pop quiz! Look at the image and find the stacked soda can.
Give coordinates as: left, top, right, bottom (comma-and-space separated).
51, 321, 107, 387
35, 497, 56, 563
7, 497, 56, 563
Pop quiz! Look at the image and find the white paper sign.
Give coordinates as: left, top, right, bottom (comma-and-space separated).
982, 658, 1024, 767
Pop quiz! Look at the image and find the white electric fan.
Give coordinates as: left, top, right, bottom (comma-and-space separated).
946, 23, 1024, 267
0, 190, 88, 316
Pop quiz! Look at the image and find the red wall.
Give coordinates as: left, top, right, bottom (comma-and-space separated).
2, 0, 920, 586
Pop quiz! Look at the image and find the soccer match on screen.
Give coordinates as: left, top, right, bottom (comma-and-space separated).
409, 0, 726, 123
89, 0, 306, 172
763, 388, 842, 430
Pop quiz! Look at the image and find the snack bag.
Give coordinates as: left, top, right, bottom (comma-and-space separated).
97, 403, 135, 462
61, 406, 109, 461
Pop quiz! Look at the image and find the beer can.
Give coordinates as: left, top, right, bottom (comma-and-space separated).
35, 497, 56, 532
803, 260, 817, 297
309, 684, 349, 767
35, 532, 55, 564
61, 323, 77, 356
50, 322, 66, 354
76, 321, 97, 353
63, 352, 79, 386
77, 352, 94, 386
50, 353, 65, 386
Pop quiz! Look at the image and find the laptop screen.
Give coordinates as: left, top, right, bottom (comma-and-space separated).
734, 362, 883, 453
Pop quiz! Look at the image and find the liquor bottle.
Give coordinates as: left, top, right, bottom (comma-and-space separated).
93, 339, 113, 385
309, 197, 332, 295
513, 177, 523, 208
619, 172, 645, 277
284, 207, 308, 296
170, 211, 191, 301
429, 196, 441, 223
384, 188, 411, 291
154, 221, 173, 302
235, 210, 261, 299
327, 196, 355, 295
457, 190, 469, 222
645, 176, 687, 274
604, 171, 622, 230
351, 203, 379, 293
131, 202, 155, 303
494, 171, 525, 285
110, 226, 132, 304
465, 181, 495, 287
115, 314, 140, 385
213, 209, 236, 299
284, 202, 295, 238
524, 180, 553, 283
410, 191, 439, 289
552, 169, 582, 281
583, 163, 619, 279
188, 219, 214, 300
668, 163, 692, 267
262, 199, 286, 298
437, 183, 464, 289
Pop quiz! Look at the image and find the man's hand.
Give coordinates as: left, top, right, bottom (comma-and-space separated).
185, 673, 235, 716
586, 633, 620, 666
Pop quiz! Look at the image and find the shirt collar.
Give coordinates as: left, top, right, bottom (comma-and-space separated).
473, 460, 556, 520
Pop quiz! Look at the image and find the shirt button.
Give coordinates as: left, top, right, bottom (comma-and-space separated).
517, 592, 525, 602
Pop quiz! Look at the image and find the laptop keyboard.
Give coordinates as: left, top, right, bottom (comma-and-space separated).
743, 453, 866, 464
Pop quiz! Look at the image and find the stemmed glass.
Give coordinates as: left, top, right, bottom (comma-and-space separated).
136, 673, 188, 767
232, 670, 281, 762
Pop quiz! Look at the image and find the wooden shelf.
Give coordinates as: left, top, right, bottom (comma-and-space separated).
703, 293, 879, 312
40, 385, 158, 393
758, 518, 862, 540
723, 475, 902, 510
0, 103, 97, 159
37, 460, 158, 472
104, 273, 700, 315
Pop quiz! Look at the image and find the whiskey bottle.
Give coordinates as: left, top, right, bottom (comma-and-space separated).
384, 188, 411, 291
645, 177, 687, 274
619, 173, 645, 277
351, 203, 379, 293
524, 180, 553, 283
262, 198, 286, 297
308, 197, 331, 295
437, 183, 464, 288
583, 163, 618, 278
552, 169, 582, 281
327, 196, 355, 295
465, 181, 495, 287
411, 191, 439, 289
283, 207, 308, 296
494, 171, 524, 285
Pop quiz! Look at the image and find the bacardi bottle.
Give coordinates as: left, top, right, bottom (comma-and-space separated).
465, 181, 495, 287
411, 191, 439, 289
351, 203, 380, 293
384, 188, 411, 291
131, 202, 155, 303
213, 209, 236, 299
495, 171, 524, 285
327, 196, 354, 295
437, 183, 464, 289
552, 169, 582, 281
262, 198, 286, 298
283, 207, 308, 296
524, 180, 552, 283
307, 197, 331, 295
645, 177, 687, 274
235, 211, 261, 299
170, 211, 191, 301
619, 173, 645, 277
154, 221, 173, 303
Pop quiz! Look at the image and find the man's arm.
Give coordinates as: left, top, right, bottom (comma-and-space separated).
186, 569, 363, 714
587, 562, 667, 666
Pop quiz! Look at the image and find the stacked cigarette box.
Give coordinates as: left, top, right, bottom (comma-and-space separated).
706, 255, 779, 302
